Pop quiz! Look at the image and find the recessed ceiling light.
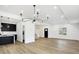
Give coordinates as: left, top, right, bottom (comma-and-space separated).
61, 15, 64, 18
53, 6, 57, 9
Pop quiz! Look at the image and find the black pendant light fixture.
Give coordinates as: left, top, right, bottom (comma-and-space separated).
19, 5, 36, 23
32, 5, 36, 23
19, 5, 38, 23
20, 10, 24, 22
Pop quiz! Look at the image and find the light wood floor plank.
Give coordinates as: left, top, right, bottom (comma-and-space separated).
0, 38, 79, 54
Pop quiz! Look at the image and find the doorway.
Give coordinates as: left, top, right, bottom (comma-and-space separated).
23, 25, 25, 43
44, 28, 48, 38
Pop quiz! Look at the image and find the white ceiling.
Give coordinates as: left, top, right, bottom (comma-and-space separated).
0, 5, 79, 24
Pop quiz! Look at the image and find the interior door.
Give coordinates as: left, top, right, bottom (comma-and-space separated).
44, 28, 48, 38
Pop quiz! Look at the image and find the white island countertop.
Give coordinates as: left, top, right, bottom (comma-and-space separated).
0, 34, 16, 37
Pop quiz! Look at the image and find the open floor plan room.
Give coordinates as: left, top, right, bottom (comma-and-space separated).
0, 5, 79, 54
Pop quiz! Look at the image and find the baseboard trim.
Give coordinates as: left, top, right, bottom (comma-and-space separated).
40, 37, 79, 41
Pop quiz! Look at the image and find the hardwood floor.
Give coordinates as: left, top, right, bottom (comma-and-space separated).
0, 38, 79, 54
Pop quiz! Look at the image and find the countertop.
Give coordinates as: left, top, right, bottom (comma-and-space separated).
0, 34, 16, 37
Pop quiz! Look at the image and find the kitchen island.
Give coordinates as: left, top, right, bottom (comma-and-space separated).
0, 34, 15, 45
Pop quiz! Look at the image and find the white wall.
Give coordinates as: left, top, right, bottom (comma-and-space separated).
35, 25, 43, 38
24, 20, 35, 43
17, 22, 23, 42
31, 23, 79, 40
17, 20, 35, 43
42, 23, 79, 40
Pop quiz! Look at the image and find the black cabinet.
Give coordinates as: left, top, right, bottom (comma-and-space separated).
1, 23, 16, 31
0, 36, 14, 45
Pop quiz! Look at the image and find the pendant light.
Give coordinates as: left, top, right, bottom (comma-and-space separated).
32, 5, 36, 22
